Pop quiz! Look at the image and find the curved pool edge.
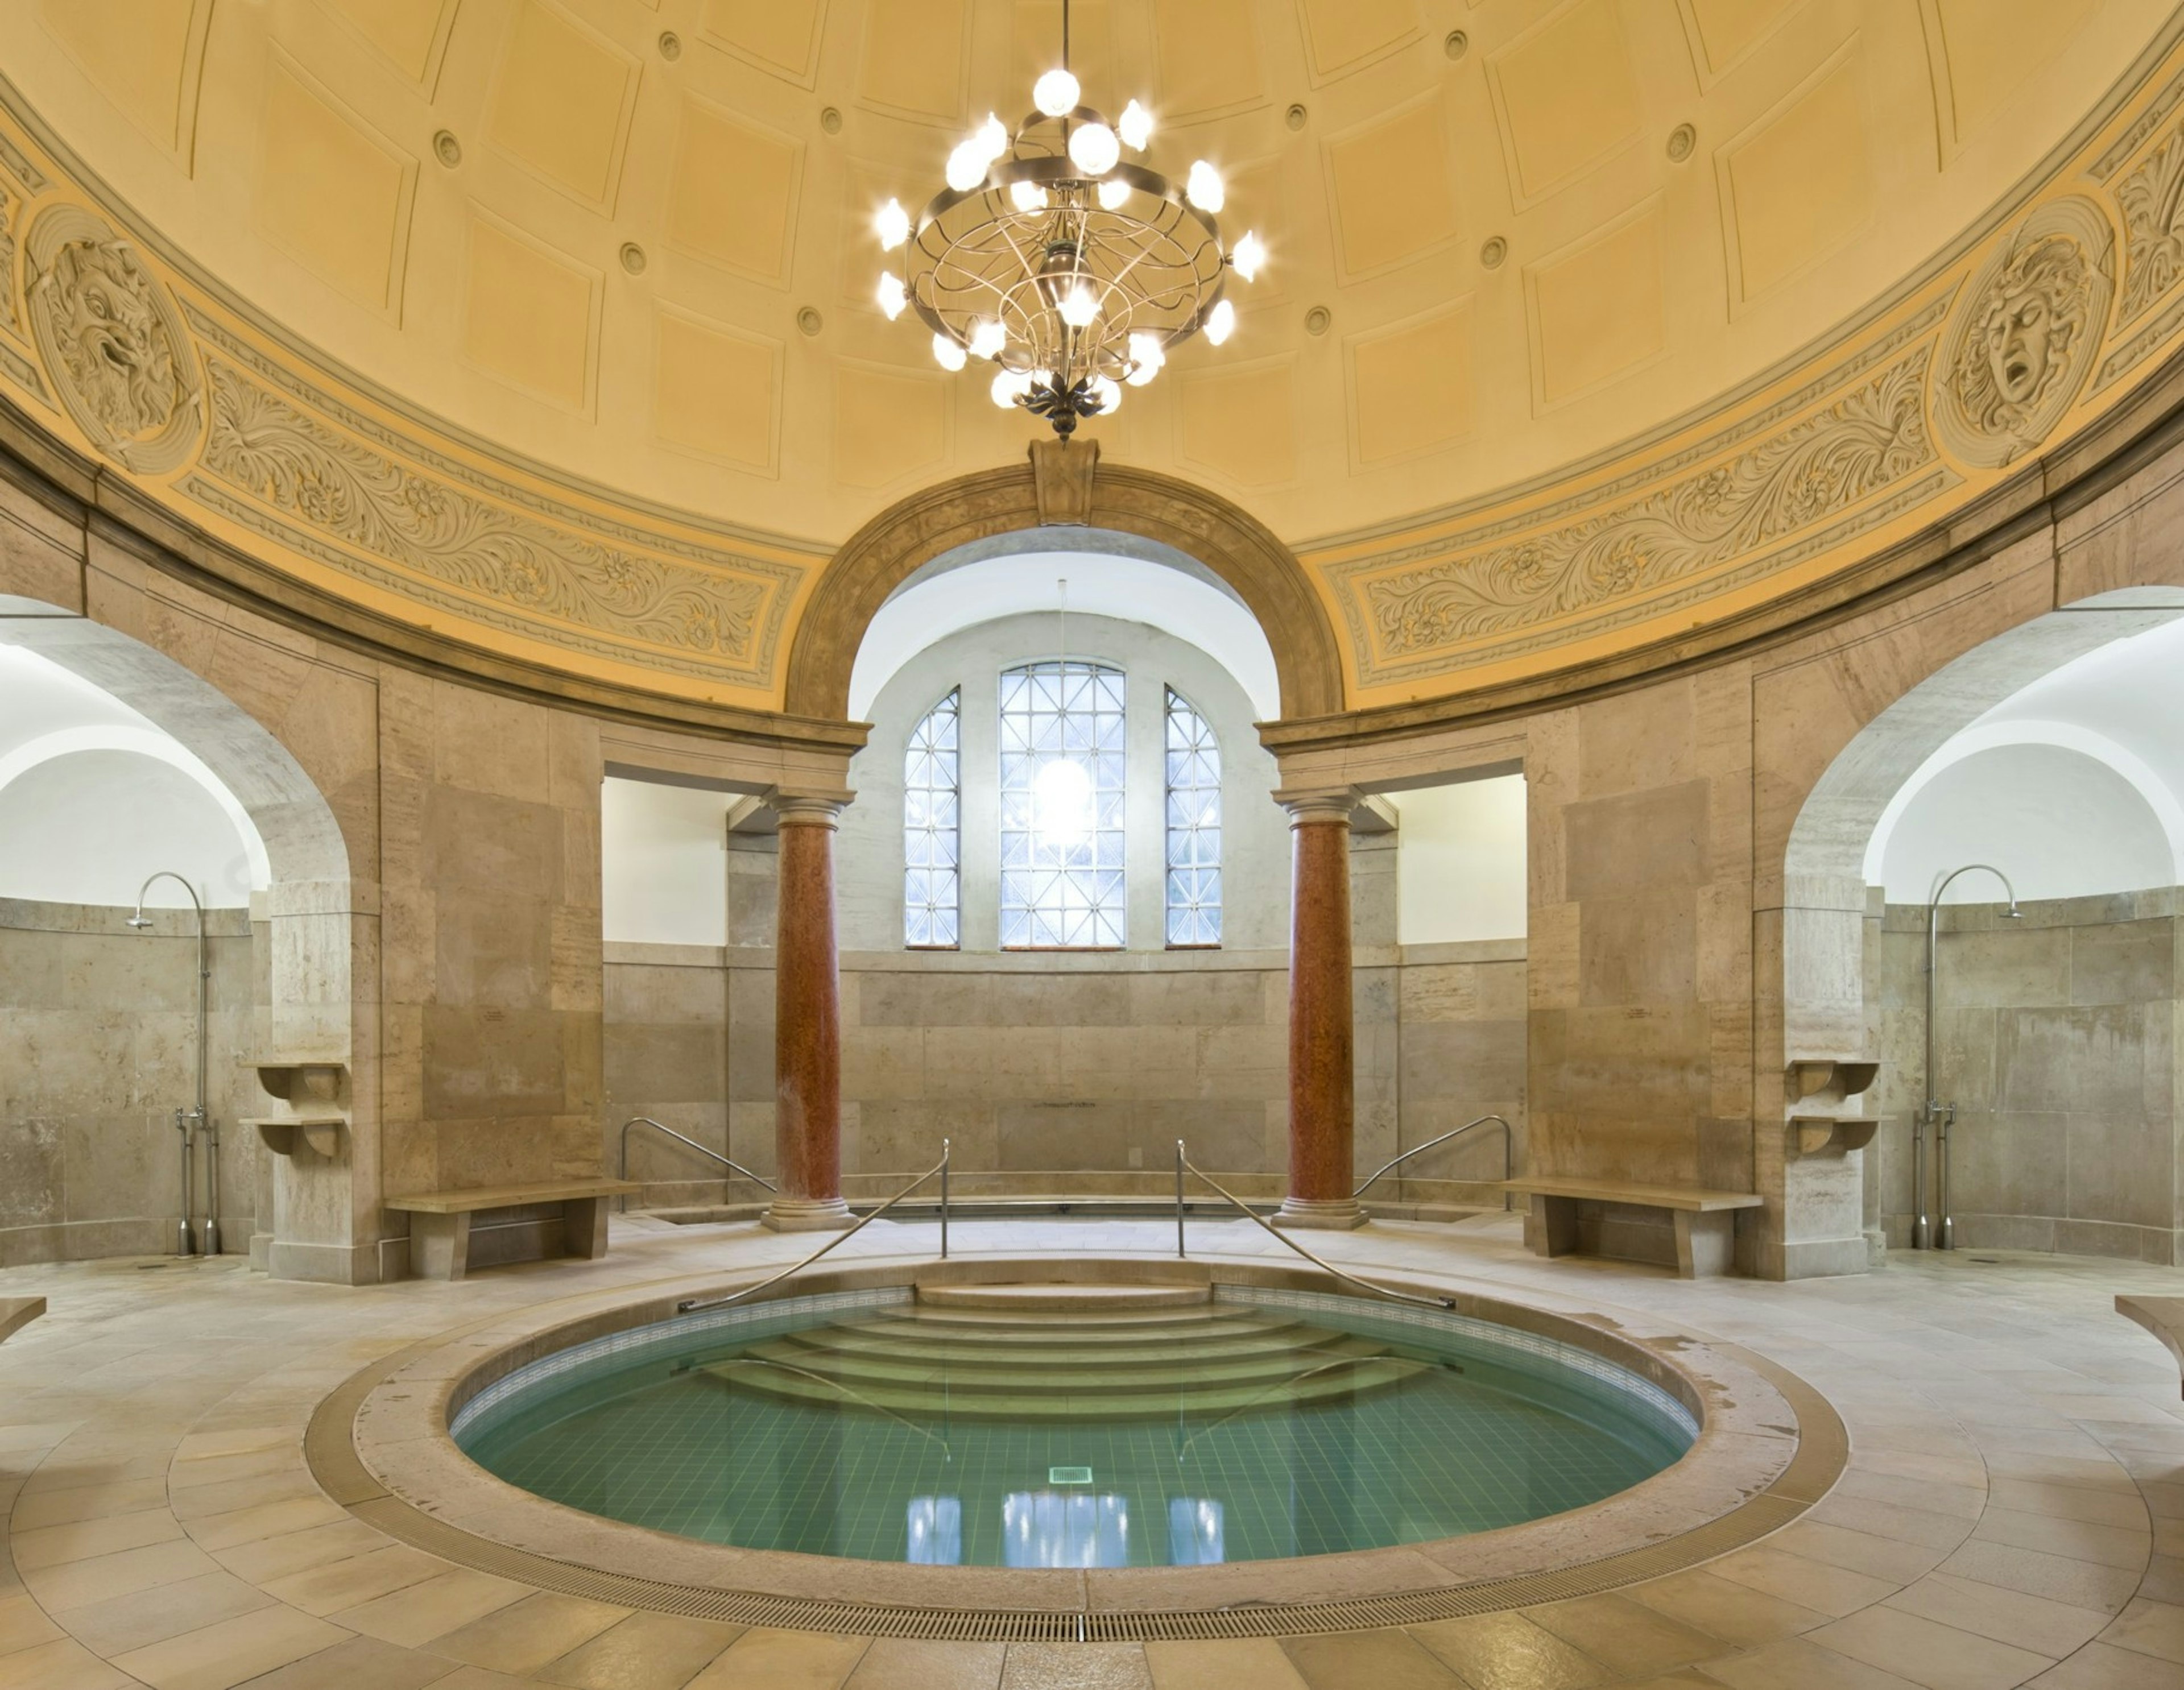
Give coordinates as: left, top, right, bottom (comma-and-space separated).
306, 1255, 1848, 1640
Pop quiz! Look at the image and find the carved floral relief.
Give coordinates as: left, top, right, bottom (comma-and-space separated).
1348, 351, 1935, 661
2115, 125, 2184, 324
22, 204, 202, 473
1931, 197, 2114, 470
197, 358, 775, 670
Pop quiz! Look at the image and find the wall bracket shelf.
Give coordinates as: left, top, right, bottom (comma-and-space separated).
249, 1116, 344, 1158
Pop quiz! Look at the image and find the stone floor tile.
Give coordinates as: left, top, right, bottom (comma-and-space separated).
682, 1626, 867, 1690
228, 1633, 455, 1690
1277, 1629, 1464, 1689
1804, 1498, 1974, 1552
1522, 1594, 1723, 1677
1622, 1568, 1833, 1649
1141, 1638, 1311, 1690
0, 1593, 61, 1659
11, 1508, 184, 1570
57, 1569, 277, 1656
423, 1670, 532, 1690
1970, 1507, 2150, 1569
6, 1479, 168, 1531
535, 1613, 744, 1690
2101, 1596, 2184, 1664
0, 1637, 135, 1690
1936, 1540, 2144, 1612
1989, 1478, 2153, 1529
1407, 1610, 1610, 1687
1879, 1569, 2109, 1658
1697, 1636, 1928, 1690
168, 1476, 322, 1525
334, 1569, 530, 1648
110, 1604, 350, 1690
999, 1642, 1151, 1689
262, 1546, 445, 1618
840, 1638, 1005, 1690
213, 1519, 388, 1585
1773, 1522, 1949, 1585
426, 1593, 630, 1677
2028, 1639, 2184, 1688
23, 1538, 222, 1610
1808, 1605, 2054, 1690
1703, 1547, 1900, 1619
187, 1499, 348, 1554
2140, 1553, 2184, 1604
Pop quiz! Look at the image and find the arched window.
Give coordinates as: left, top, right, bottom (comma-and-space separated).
999, 661, 1126, 948
1165, 688, 1222, 947
904, 689, 961, 947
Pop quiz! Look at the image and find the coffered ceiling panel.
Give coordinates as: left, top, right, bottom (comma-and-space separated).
1152, 0, 1263, 121
1325, 97, 1461, 281
1349, 300, 1474, 465
1721, 41, 1873, 303
1180, 359, 1298, 488
1527, 202, 1666, 408
1678, 0, 1801, 82
1296, 0, 1420, 85
835, 360, 949, 488
462, 211, 597, 412
318, 0, 460, 91
257, 53, 416, 316
858, 0, 970, 125
1488, 0, 1645, 204
485, 0, 640, 212
38, 0, 208, 163
702, 0, 828, 89
1924, 0, 2102, 153
665, 95, 802, 283
655, 307, 780, 475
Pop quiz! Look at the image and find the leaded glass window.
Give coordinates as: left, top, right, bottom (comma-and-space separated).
1165, 687, 1222, 946
999, 661, 1126, 948
904, 689, 961, 947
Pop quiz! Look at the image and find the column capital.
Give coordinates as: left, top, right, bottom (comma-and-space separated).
1275, 785, 1362, 827
764, 787, 853, 827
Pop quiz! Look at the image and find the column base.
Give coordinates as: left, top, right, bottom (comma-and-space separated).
763, 1197, 856, 1233
1272, 1196, 1368, 1231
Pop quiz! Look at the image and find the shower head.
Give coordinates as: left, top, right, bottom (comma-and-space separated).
2003, 902, 2024, 920
125, 910, 152, 929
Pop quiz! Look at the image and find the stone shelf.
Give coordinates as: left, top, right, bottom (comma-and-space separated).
1792, 1116, 1880, 1157
1788, 1059, 1880, 1104
249, 1116, 344, 1158
255, 1061, 345, 1104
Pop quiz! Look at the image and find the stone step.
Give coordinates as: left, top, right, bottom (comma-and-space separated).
739, 1331, 1399, 1394
913, 1282, 1212, 1312
796, 1315, 1315, 1366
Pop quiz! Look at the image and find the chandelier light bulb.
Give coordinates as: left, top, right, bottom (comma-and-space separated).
969, 318, 1007, 360
1186, 160, 1225, 213
1205, 297, 1236, 345
1059, 284, 1099, 329
1010, 179, 1050, 214
1096, 178, 1132, 211
946, 140, 988, 192
1126, 332, 1165, 385
1232, 229, 1266, 282
876, 272, 907, 320
1089, 374, 1122, 415
990, 368, 1022, 408
975, 111, 1009, 161
932, 333, 967, 372
1119, 100, 1154, 151
875, 197, 910, 251
1033, 68, 1080, 117
1067, 121, 1120, 177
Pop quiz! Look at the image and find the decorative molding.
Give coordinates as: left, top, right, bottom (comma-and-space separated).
1029, 438, 1098, 525
22, 205, 203, 474
2115, 126, 2184, 327
1338, 350, 1937, 675
1931, 197, 2113, 471
193, 357, 781, 682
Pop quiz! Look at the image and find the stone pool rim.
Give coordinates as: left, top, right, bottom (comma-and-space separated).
309, 1254, 1847, 1639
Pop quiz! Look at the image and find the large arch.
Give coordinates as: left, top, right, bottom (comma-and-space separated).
781, 451, 1346, 724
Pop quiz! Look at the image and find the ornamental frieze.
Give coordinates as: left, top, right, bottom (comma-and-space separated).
1341, 350, 1935, 666
196, 357, 776, 675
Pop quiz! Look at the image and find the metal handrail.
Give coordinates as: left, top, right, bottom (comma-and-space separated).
1174, 1347, 1416, 1463
1353, 1115, 1515, 1209
1173, 1142, 1455, 1311
619, 1116, 775, 1211
702, 1357, 952, 1459
676, 1141, 952, 1314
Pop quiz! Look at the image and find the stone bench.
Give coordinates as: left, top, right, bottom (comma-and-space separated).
1502, 1178, 1764, 1278
0, 1298, 44, 1344
2118, 1295, 2184, 1398
386, 1180, 640, 1281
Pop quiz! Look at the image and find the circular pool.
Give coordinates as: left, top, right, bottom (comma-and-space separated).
452, 1283, 1696, 1567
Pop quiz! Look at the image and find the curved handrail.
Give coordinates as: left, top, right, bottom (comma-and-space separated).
1174, 1347, 1414, 1463
676, 1141, 952, 1315
619, 1116, 776, 1211
1174, 1143, 1455, 1312
703, 1356, 952, 1459
1353, 1115, 1514, 1209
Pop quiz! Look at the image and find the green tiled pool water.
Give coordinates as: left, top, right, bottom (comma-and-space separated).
454, 1287, 1695, 1567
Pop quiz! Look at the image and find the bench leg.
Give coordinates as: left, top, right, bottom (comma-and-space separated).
1676, 1210, 1735, 1279
408, 1212, 471, 1281
563, 1195, 609, 1261
1525, 1194, 1581, 1260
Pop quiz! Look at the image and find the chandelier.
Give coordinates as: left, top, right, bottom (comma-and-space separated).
872, 0, 1263, 440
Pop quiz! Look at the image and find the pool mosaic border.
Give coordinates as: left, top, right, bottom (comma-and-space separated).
305, 1256, 1850, 1640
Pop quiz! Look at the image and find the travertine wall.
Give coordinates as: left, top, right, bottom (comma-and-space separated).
1869, 890, 2181, 1262
0, 898, 259, 1264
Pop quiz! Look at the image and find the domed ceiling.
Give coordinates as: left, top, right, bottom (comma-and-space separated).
2, 0, 2183, 722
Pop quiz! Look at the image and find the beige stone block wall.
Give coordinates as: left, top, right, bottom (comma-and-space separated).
1871, 889, 2181, 1264
0, 898, 259, 1264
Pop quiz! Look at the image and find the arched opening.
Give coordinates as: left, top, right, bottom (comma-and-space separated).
0, 601, 358, 1274
1783, 590, 2184, 1265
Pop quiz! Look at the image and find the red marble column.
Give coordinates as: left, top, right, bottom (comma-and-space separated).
766, 796, 853, 1231
1277, 797, 1365, 1229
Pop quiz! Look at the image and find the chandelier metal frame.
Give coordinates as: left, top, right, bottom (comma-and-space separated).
876, 0, 1258, 439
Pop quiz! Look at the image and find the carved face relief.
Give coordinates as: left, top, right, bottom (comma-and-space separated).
1933, 199, 2114, 470
23, 206, 201, 473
